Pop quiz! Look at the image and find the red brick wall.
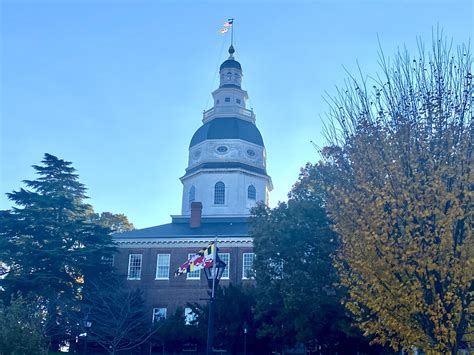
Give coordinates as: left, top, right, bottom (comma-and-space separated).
115, 244, 254, 316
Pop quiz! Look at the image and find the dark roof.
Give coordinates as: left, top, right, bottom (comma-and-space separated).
183, 162, 267, 178
190, 117, 264, 148
113, 217, 249, 239
220, 59, 242, 71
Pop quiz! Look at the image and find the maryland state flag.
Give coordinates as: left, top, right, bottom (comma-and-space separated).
174, 242, 216, 276
218, 18, 234, 34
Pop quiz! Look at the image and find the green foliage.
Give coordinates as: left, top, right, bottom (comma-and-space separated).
0, 153, 116, 349
150, 308, 203, 353
0, 294, 48, 355
87, 211, 135, 233
320, 37, 473, 353
251, 164, 379, 353
190, 284, 271, 354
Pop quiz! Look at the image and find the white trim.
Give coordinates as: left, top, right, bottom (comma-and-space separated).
115, 237, 253, 248
155, 254, 170, 280
242, 253, 254, 280
127, 254, 142, 280
219, 253, 230, 280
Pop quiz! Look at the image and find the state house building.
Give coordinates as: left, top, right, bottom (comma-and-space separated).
113, 45, 272, 321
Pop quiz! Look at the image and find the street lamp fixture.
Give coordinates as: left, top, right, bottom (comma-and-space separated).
203, 254, 227, 289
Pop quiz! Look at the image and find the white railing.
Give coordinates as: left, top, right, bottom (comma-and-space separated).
202, 106, 255, 123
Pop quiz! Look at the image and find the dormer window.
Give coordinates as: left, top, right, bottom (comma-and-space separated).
225, 97, 230, 102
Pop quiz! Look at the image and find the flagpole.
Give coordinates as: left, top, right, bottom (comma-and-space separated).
207, 236, 218, 355
231, 18, 234, 47
211, 236, 218, 298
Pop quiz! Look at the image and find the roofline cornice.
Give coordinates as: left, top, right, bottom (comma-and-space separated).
115, 236, 253, 248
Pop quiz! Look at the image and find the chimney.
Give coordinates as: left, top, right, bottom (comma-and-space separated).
190, 202, 203, 228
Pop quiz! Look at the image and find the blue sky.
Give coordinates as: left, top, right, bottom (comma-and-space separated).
1, 0, 472, 228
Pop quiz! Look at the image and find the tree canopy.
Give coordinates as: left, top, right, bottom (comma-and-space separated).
319, 38, 473, 353
0, 153, 116, 349
87, 211, 135, 233
251, 164, 377, 353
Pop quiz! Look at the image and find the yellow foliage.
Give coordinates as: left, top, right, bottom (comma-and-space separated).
320, 41, 473, 353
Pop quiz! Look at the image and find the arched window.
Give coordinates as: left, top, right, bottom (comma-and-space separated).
247, 185, 256, 200
189, 186, 195, 208
214, 182, 225, 205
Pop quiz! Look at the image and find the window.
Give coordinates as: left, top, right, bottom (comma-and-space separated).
187, 254, 200, 279
216, 145, 228, 153
247, 185, 256, 200
219, 253, 230, 279
225, 97, 230, 102
127, 254, 142, 280
189, 186, 195, 209
155, 254, 170, 279
152, 308, 167, 322
101, 255, 114, 267
242, 253, 255, 279
214, 182, 225, 205
184, 307, 197, 325
236, 98, 241, 104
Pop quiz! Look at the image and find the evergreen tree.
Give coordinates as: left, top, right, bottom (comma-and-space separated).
0, 153, 116, 349
0, 294, 48, 355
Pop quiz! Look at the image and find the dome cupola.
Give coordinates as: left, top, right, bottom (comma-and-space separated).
180, 45, 272, 217
219, 45, 243, 89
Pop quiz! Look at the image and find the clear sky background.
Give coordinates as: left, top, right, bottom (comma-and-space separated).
1, 0, 472, 228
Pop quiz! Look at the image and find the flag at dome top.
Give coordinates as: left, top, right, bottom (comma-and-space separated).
219, 18, 234, 34
174, 242, 216, 276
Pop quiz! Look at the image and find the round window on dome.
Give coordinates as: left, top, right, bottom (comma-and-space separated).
217, 146, 228, 153
246, 149, 256, 157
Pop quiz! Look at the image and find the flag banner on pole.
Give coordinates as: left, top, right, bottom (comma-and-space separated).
174, 242, 216, 276
219, 18, 233, 34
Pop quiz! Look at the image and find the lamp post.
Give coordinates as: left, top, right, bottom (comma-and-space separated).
82, 313, 93, 355
243, 321, 248, 355
203, 247, 226, 355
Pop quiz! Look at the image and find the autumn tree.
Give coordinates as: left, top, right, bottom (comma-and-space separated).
0, 153, 116, 350
88, 211, 135, 233
319, 37, 473, 353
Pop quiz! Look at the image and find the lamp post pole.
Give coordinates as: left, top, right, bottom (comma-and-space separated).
243, 321, 248, 355
206, 295, 215, 355
206, 242, 217, 355
82, 312, 92, 355
204, 238, 226, 355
